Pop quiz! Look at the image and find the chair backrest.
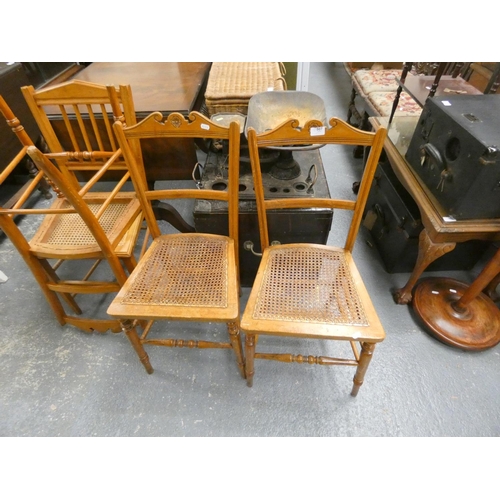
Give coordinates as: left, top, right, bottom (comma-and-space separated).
112, 91, 240, 255
21, 80, 142, 191
247, 117, 387, 253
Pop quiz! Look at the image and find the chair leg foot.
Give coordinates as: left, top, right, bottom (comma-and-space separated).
244, 333, 256, 387
121, 319, 154, 374
227, 321, 246, 378
350, 384, 361, 397
351, 342, 376, 396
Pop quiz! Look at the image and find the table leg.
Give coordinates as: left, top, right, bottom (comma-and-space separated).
152, 200, 195, 233
392, 229, 456, 304
147, 180, 195, 233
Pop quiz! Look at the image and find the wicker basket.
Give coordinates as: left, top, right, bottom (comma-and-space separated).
205, 62, 286, 116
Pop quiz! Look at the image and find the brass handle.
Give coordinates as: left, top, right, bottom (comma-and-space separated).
244, 240, 281, 256
244, 241, 262, 256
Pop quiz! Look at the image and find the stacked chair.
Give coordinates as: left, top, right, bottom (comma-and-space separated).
0, 81, 143, 333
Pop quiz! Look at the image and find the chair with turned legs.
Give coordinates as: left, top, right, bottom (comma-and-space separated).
106, 96, 245, 378
242, 107, 387, 395
0, 93, 142, 333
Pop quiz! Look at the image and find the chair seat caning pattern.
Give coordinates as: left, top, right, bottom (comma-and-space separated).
34, 201, 132, 246
120, 235, 229, 308
253, 247, 369, 326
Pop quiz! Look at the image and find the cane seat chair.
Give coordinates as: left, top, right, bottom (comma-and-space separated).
107, 100, 245, 378
0, 93, 142, 333
242, 116, 387, 395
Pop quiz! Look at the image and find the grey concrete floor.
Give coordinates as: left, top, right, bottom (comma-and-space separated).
1, 63, 499, 441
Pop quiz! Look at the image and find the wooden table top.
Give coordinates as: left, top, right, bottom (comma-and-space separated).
71, 62, 211, 116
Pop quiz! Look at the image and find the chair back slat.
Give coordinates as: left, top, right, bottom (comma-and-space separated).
98, 104, 119, 151
72, 104, 94, 152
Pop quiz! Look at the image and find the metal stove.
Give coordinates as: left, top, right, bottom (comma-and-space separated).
194, 90, 333, 286
194, 144, 333, 287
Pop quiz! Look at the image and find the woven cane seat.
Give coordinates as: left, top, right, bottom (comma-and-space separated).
109, 233, 239, 321
29, 193, 141, 258
205, 62, 286, 116
252, 245, 368, 326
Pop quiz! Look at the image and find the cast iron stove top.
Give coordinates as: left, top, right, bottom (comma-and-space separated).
197, 147, 330, 200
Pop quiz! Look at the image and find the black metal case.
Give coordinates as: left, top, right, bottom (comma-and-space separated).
405, 94, 500, 220
363, 159, 489, 273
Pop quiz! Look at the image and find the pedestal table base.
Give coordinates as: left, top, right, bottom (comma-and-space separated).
412, 277, 500, 351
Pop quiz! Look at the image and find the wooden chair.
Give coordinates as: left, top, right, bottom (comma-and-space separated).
0, 94, 142, 333
242, 116, 387, 395
107, 100, 245, 378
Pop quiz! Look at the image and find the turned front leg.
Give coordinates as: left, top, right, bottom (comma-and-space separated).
351, 342, 376, 397
393, 230, 456, 305
121, 319, 153, 374
227, 321, 246, 379
245, 333, 256, 387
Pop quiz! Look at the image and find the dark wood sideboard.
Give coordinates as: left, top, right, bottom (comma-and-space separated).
62, 62, 212, 183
